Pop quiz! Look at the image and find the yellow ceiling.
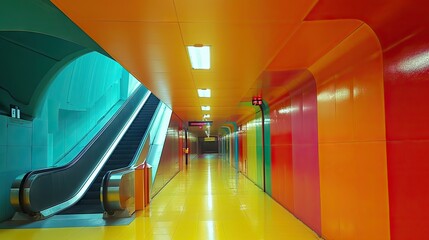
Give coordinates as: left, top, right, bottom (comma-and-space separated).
50, 0, 358, 135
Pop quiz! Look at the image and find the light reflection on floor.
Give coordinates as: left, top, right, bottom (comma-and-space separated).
0, 154, 321, 240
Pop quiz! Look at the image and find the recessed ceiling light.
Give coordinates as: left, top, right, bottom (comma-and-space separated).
198, 88, 211, 98
201, 106, 210, 111
203, 114, 210, 118
187, 45, 210, 70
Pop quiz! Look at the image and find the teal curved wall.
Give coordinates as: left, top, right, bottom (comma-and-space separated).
0, 52, 143, 221
0, 0, 109, 117
35, 51, 143, 166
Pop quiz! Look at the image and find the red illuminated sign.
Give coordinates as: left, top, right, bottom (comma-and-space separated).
252, 96, 262, 106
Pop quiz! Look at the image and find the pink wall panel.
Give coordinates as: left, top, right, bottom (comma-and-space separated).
270, 77, 321, 234
238, 131, 244, 172
302, 89, 319, 144
291, 81, 321, 235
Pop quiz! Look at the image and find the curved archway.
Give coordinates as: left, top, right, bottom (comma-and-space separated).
0, 1, 110, 118
0, 30, 93, 117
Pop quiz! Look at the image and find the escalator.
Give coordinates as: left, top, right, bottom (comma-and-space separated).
61, 94, 159, 214
10, 87, 160, 219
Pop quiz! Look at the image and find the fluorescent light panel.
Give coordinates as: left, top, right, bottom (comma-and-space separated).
187, 46, 210, 69
201, 106, 210, 111
203, 114, 210, 118
198, 88, 211, 98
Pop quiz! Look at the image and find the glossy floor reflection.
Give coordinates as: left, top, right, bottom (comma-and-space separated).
0, 154, 321, 240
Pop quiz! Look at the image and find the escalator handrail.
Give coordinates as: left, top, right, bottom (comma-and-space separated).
10, 86, 150, 218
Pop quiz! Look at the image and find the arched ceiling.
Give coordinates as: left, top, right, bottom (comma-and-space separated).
50, 0, 365, 134
0, 31, 85, 105
0, 0, 109, 118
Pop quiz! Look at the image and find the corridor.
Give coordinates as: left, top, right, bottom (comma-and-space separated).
0, 154, 320, 240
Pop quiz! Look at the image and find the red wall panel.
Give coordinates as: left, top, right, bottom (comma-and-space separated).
383, 29, 429, 240
270, 98, 294, 212
387, 141, 429, 237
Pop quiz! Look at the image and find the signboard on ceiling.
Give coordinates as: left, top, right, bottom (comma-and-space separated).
204, 137, 216, 142
188, 121, 213, 127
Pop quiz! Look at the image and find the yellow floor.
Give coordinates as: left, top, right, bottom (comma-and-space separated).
0, 154, 321, 240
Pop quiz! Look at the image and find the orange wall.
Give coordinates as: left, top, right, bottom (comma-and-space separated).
310, 24, 390, 240
233, 20, 391, 239
306, 2, 429, 237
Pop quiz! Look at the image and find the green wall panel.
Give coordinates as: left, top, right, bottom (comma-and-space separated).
255, 112, 264, 188
262, 103, 272, 195
246, 118, 258, 185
